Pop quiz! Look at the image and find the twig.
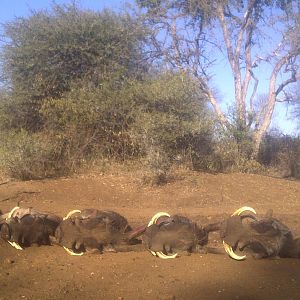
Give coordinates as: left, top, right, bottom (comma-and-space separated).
0, 180, 10, 186
0, 191, 40, 202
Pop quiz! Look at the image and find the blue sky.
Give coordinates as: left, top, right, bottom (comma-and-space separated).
0, 0, 297, 134
0, 0, 125, 21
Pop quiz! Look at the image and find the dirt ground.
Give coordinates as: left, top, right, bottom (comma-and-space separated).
0, 170, 300, 300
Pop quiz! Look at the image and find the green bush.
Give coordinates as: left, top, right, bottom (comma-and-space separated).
40, 79, 139, 161
0, 3, 146, 131
211, 134, 264, 173
0, 130, 76, 180
130, 73, 213, 153
259, 133, 300, 178
0, 3, 217, 182
127, 72, 214, 181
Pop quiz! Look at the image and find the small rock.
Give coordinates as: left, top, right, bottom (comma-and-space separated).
4, 258, 15, 264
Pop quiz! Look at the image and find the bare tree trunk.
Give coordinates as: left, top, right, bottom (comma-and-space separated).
252, 131, 264, 159
252, 54, 298, 159
139, 0, 300, 161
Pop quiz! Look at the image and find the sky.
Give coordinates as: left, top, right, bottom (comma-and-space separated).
0, 0, 298, 135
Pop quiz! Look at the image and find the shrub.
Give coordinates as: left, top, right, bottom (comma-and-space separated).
41, 72, 214, 179
259, 133, 300, 178
129, 72, 214, 170
40, 79, 139, 161
210, 133, 264, 173
0, 3, 146, 131
0, 130, 76, 180
0, 63, 215, 181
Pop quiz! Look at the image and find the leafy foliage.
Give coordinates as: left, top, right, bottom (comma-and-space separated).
0, 130, 74, 180
129, 73, 214, 176
259, 133, 300, 178
1, 3, 146, 131
0, 2, 297, 182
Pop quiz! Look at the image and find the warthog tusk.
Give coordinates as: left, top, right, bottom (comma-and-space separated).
149, 249, 177, 259
7, 206, 20, 219
147, 212, 178, 259
156, 252, 178, 259
223, 241, 246, 261
148, 212, 170, 227
231, 206, 256, 217
63, 246, 84, 256
7, 241, 23, 250
63, 209, 81, 220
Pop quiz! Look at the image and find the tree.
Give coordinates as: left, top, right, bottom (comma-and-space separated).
0, 3, 147, 131
291, 81, 300, 131
136, 0, 300, 157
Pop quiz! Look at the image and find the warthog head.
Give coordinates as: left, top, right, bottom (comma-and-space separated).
143, 212, 219, 259
54, 208, 146, 255
0, 206, 62, 250
221, 208, 300, 260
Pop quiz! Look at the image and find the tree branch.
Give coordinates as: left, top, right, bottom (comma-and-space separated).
197, 78, 230, 128
255, 52, 298, 140
276, 70, 298, 96
217, 4, 235, 71
248, 69, 259, 127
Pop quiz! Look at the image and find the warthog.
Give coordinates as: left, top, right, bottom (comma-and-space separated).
0, 206, 62, 250
221, 207, 300, 260
142, 212, 220, 259
53, 208, 146, 255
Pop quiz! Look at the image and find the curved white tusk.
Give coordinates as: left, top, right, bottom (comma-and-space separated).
7, 241, 23, 250
149, 249, 177, 259
7, 206, 20, 219
148, 212, 170, 227
63, 209, 81, 220
231, 206, 256, 217
63, 246, 84, 256
156, 251, 178, 259
223, 240, 246, 261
